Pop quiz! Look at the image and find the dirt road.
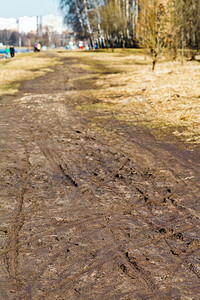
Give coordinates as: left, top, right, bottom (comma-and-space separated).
0, 55, 200, 299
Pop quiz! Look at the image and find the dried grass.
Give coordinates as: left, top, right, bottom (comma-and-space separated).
1, 49, 199, 144
0, 52, 60, 95
65, 50, 200, 144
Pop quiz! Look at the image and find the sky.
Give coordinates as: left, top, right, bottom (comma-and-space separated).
1, 0, 61, 18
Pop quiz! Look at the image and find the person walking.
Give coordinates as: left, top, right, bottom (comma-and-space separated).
10, 45, 15, 58
5, 46, 10, 59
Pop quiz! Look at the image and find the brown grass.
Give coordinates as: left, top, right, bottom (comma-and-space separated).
62, 49, 200, 145
0, 49, 199, 144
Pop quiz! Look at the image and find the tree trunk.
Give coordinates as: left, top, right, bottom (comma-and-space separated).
74, 0, 84, 32
181, 28, 184, 64
134, 0, 139, 40
83, 0, 93, 44
122, 37, 125, 49
152, 53, 157, 71
111, 38, 114, 52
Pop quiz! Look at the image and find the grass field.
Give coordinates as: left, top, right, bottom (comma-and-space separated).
0, 51, 60, 95
0, 49, 199, 145
65, 49, 200, 145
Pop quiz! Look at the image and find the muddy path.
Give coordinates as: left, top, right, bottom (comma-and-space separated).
0, 55, 199, 300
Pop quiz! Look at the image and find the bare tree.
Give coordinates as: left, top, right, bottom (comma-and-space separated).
138, 0, 169, 70
59, 0, 139, 49
99, 0, 139, 48
168, 0, 200, 60
100, 0, 121, 50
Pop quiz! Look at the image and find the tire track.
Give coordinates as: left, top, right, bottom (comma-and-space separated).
5, 145, 34, 299
1, 56, 199, 299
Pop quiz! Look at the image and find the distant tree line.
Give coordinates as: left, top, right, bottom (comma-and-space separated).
59, 0, 200, 68
0, 30, 23, 46
0, 28, 69, 49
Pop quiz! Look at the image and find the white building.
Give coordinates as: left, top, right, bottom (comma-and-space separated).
0, 17, 17, 31
0, 15, 67, 34
42, 15, 65, 34
18, 16, 37, 33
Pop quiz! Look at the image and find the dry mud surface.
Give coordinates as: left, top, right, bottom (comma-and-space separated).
0, 56, 200, 300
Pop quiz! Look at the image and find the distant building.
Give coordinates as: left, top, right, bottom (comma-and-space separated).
42, 15, 65, 34
0, 17, 17, 31
18, 16, 37, 33
0, 15, 67, 34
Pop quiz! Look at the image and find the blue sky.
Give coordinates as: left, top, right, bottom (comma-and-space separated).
1, 0, 61, 18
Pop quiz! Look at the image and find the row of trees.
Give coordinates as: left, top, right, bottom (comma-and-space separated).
0, 28, 69, 49
0, 30, 24, 46
59, 0, 139, 48
59, 0, 200, 69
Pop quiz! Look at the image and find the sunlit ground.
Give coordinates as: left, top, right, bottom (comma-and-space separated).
64, 49, 200, 145
0, 48, 199, 144
0, 51, 60, 95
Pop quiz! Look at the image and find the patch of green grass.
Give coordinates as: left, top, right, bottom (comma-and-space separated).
76, 102, 112, 111
0, 82, 21, 95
